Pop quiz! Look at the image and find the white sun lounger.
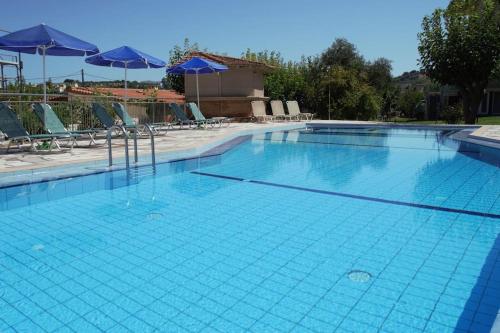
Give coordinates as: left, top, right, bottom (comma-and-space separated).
270, 100, 295, 121
251, 101, 274, 122
286, 101, 314, 120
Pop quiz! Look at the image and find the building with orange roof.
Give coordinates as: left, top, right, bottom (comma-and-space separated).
66, 86, 184, 103
180, 51, 273, 118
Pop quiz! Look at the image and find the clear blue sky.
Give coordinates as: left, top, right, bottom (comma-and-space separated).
1, 0, 450, 84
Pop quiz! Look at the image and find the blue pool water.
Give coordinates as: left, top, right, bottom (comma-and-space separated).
0, 127, 499, 332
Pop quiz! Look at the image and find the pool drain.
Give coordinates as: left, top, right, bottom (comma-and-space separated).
32, 244, 44, 251
31, 262, 50, 273
348, 270, 372, 283
147, 212, 163, 221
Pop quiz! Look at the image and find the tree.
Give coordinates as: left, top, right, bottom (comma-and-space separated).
418, 0, 500, 123
242, 38, 394, 120
366, 58, 393, 93
320, 38, 365, 71
163, 38, 200, 93
396, 88, 425, 119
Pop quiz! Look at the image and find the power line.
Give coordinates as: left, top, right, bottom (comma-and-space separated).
84, 73, 121, 81
23, 71, 82, 82
22, 70, 81, 81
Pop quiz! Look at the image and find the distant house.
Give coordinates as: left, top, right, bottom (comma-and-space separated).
181, 51, 274, 118
438, 81, 500, 116
66, 86, 184, 103
66, 86, 185, 124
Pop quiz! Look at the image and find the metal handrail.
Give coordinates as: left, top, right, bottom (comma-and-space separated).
106, 125, 128, 168
144, 124, 156, 166
106, 124, 156, 169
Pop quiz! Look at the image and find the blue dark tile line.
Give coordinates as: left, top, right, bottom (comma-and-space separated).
257, 138, 480, 154
190, 171, 500, 219
191, 171, 246, 182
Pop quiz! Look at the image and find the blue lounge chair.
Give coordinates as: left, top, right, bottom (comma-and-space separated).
91, 103, 116, 129
188, 102, 230, 127
32, 103, 99, 146
112, 102, 136, 127
112, 102, 168, 135
169, 103, 195, 128
0, 102, 74, 152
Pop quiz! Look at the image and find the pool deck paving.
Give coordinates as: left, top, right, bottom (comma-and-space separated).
0, 121, 498, 176
469, 125, 500, 142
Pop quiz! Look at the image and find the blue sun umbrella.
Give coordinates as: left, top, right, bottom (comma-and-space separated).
85, 46, 166, 101
166, 56, 228, 109
0, 24, 99, 103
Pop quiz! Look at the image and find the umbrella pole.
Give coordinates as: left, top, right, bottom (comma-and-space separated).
124, 63, 128, 108
196, 69, 200, 109
42, 47, 46, 104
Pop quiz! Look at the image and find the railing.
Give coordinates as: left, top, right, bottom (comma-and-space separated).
106, 124, 156, 169
0, 92, 176, 135
106, 125, 129, 168
0, 53, 18, 64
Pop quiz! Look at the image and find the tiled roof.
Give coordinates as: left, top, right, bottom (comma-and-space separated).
179, 51, 274, 71
67, 86, 185, 102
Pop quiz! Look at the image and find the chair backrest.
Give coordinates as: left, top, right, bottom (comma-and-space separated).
251, 101, 267, 117
270, 100, 286, 116
169, 103, 190, 121
32, 103, 67, 134
112, 102, 136, 126
286, 101, 300, 117
188, 103, 206, 121
92, 103, 115, 128
0, 102, 29, 138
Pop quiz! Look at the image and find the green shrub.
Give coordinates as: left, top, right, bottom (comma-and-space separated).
441, 105, 463, 124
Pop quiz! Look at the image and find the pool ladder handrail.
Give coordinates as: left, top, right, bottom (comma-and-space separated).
106, 124, 156, 168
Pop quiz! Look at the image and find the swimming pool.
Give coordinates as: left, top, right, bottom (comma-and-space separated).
0, 126, 499, 332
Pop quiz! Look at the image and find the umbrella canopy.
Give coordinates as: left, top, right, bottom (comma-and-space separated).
166, 57, 228, 108
0, 24, 99, 103
167, 57, 228, 74
85, 46, 166, 69
85, 46, 166, 101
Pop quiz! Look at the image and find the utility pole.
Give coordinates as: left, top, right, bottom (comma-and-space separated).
81, 69, 85, 87
0, 64, 4, 91
18, 52, 23, 93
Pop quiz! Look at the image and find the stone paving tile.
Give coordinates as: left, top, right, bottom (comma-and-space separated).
470, 125, 500, 142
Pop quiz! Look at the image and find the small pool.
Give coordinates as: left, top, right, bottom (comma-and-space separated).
0, 127, 499, 332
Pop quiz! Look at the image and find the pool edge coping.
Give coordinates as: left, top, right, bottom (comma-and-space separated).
0, 123, 305, 189
307, 122, 500, 150
2, 122, 499, 189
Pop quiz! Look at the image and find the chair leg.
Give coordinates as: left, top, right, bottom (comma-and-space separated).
54, 139, 61, 151
88, 133, 97, 146
49, 139, 55, 152
30, 139, 37, 152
